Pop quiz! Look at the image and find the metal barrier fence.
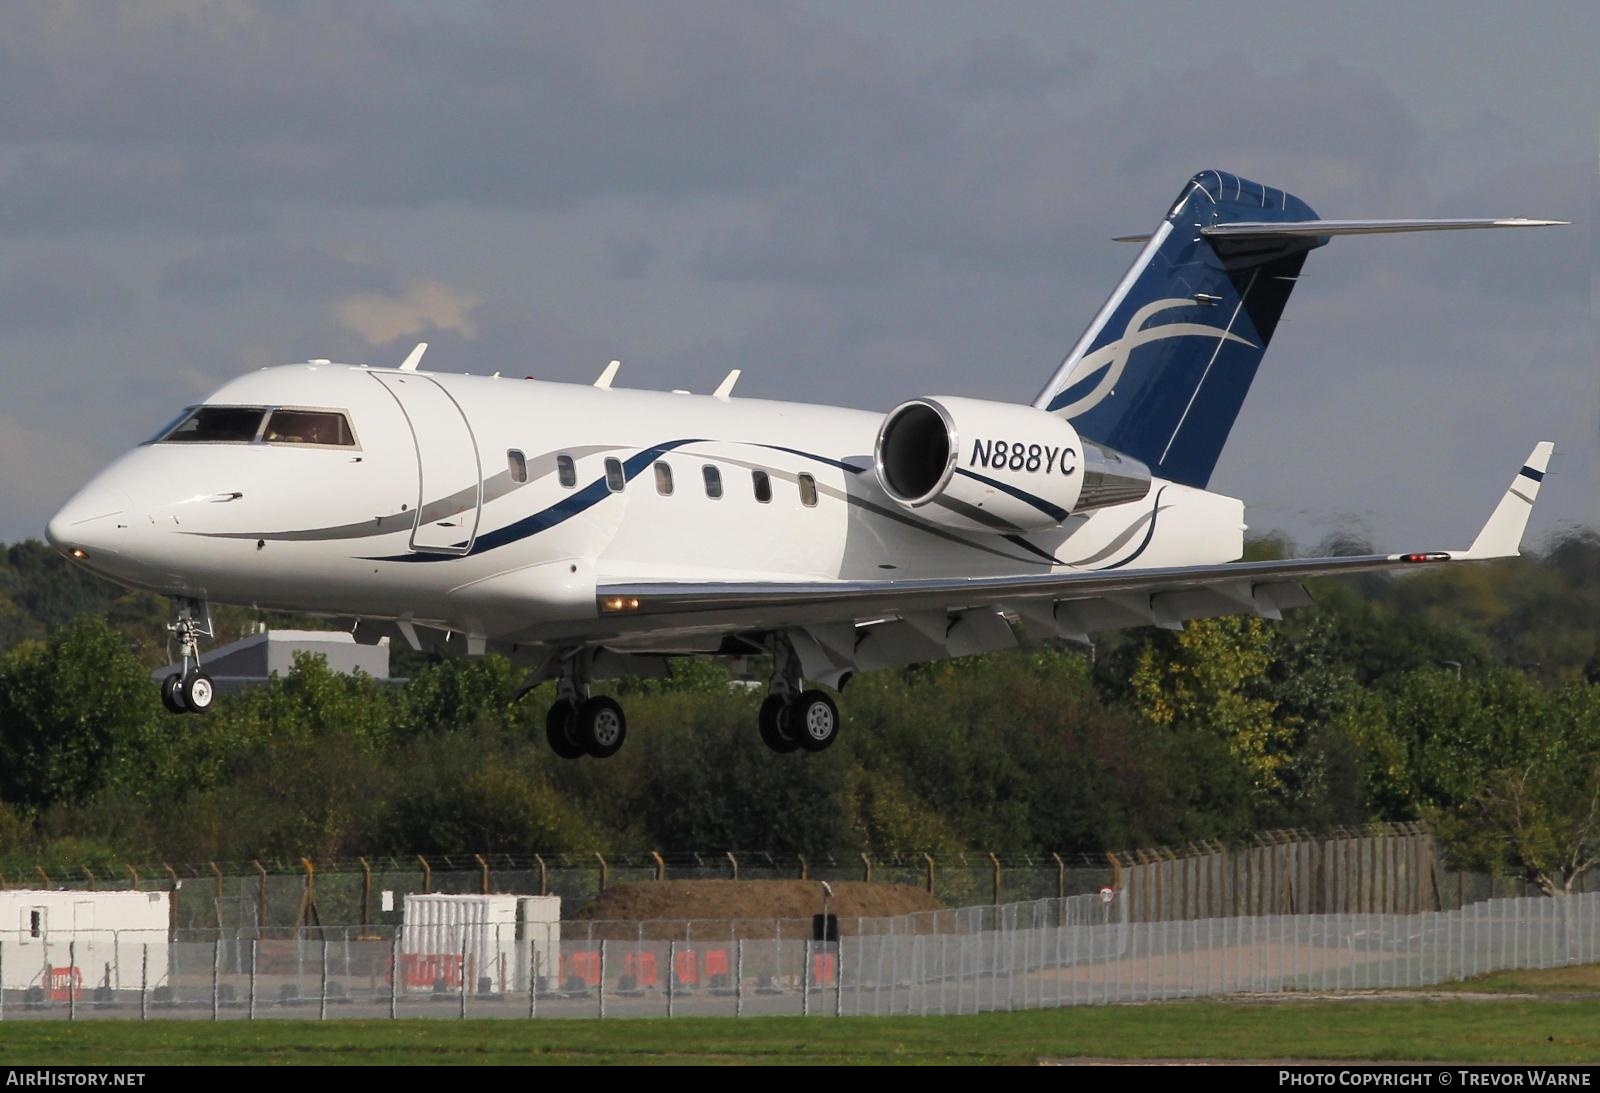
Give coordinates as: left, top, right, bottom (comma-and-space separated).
2, 890, 1595, 1020
9, 825, 1582, 933
2, 854, 1114, 933
1113, 825, 1444, 920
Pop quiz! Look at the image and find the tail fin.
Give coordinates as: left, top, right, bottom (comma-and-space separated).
1034, 170, 1322, 489
1035, 171, 1565, 490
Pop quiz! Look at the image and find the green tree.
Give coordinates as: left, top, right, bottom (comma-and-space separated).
0, 616, 160, 811
1429, 681, 1600, 895
1128, 617, 1294, 802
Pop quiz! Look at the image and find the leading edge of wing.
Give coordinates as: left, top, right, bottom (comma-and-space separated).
602, 552, 1439, 618
597, 443, 1552, 619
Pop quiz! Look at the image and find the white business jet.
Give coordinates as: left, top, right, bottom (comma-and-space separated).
47, 170, 1561, 760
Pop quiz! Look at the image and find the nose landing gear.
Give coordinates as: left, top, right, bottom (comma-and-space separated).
160, 598, 216, 715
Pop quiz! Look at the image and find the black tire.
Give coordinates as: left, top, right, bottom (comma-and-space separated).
545, 699, 586, 759
181, 672, 215, 713
758, 694, 799, 753
792, 690, 840, 752
160, 673, 187, 714
578, 696, 627, 759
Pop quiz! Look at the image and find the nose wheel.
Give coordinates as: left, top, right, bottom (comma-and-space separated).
160, 598, 215, 715
160, 673, 186, 713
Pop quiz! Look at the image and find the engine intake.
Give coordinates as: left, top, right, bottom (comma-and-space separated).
874, 396, 1151, 533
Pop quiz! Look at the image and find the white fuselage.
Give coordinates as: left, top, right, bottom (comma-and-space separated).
47, 363, 1245, 648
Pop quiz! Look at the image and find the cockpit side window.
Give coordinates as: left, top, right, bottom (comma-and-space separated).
158, 406, 267, 444
263, 409, 355, 447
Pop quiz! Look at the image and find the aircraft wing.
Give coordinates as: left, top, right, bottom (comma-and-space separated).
594, 444, 1551, 683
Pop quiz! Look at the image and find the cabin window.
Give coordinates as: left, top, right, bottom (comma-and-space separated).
157, 406, 266, 444
507, 450, 527, 483
702, 465, 723, 499
27, 908, 44, 939
798, 473, 818, 507
752, 469, 772, 503
557, 454, 576, 488
604, 457, 625, 493
654, 462, 674, 496
263, 408, 355, 447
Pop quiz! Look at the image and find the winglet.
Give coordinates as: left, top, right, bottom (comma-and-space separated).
1459, 442, 1553, 560
712, 369, 741, 400
595, 359, 620, 389
399, 342, 428, 371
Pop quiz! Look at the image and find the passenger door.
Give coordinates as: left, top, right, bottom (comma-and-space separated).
370, 373, 483, 554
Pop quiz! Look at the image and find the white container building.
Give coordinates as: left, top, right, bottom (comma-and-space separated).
0, 889, 170, 993
400, 894, 560, 994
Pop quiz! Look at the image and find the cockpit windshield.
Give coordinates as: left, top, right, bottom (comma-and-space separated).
157, 406, 267, 443
263, 409, 354, 447
154, 406, 357, 447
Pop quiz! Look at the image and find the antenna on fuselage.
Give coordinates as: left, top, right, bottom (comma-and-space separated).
399, 342, 429, 372
595, 360, 620, 389
712, 369, 741, 400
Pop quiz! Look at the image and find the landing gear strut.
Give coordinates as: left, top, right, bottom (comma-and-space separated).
758, 637, 840, 753
544, 650, 628, 759
161, 598, 216, 715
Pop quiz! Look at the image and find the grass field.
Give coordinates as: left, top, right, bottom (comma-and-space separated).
2, 999, 1599, 1065
1435, 963, 1600, 996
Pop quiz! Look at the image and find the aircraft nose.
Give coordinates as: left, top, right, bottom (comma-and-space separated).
46, 485, 134, 558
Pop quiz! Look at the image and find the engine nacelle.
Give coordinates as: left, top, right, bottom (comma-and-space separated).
874, 396, 1151, 533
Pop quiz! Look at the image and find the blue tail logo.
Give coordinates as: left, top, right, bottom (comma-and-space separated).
1047, 297, 1257, 420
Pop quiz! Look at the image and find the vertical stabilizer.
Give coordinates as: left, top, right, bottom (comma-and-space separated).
1035, 170, 1326, 488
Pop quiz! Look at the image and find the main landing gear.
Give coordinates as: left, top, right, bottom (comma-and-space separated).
534, 641, 843, 758
757, 638, 840, 754
160, 598, 216, 715
544, 650, 628, 760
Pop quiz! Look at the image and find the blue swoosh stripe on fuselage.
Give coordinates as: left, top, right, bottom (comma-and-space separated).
1095, 485, 1169, 571
952, 467, 1071, 523
756, 444, 869, 475
365, 438, 1082, 569
370, 439, 705, 562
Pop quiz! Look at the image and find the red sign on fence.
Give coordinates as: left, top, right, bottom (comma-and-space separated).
49, 966, 82, 1002
399, 953, 464, 990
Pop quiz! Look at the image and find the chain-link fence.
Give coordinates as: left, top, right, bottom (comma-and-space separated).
0, 852, 1118, 935
2, 889, 1595, 1020
9, 825, 1582, 935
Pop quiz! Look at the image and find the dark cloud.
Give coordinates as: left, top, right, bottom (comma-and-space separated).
696, 54, 1429, 291
926, 35, 1095, 98
0, 3, 946, 232
604, 236, 658, 279
159, 243, 396, 305
0, 253, 135, 333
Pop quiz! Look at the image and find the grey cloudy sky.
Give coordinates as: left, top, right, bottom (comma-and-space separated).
2, 1, 1595, 551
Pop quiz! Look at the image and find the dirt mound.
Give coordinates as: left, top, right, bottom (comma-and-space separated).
571, 880, 942, 939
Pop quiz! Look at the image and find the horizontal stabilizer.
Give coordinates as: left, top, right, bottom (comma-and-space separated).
1202, 218, 1566, 238
1459, 441, 1554, 560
